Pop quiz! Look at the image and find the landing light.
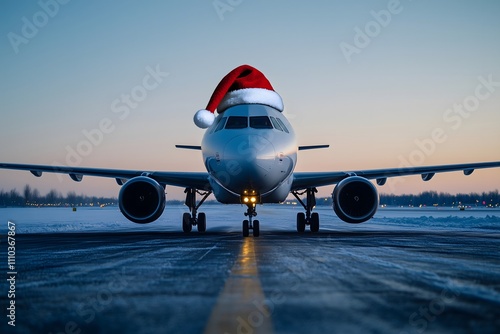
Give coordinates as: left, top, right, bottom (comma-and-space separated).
241, 196, 258, 204
243, 189, 257, 195
241, 191, 260, 205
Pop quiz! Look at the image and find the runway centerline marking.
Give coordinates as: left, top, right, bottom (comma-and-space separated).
204, 238, 274, 334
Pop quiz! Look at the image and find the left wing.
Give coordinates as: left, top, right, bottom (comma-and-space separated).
292, 161, 500, 190
0, 163, 210, 190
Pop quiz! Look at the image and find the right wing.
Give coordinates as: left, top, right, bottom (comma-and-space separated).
292, 161, 500, 190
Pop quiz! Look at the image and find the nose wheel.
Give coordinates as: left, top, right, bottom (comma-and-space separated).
243, 204, 260, 237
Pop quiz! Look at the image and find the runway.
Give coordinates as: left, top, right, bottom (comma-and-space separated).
1, 206, 500, 333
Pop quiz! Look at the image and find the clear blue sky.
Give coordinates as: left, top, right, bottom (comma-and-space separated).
1, 0, 499, 200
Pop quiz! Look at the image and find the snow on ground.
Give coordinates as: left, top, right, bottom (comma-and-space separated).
1, 205, 499, 234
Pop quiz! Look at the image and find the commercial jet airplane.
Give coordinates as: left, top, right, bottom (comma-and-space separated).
1, 65, 499, 237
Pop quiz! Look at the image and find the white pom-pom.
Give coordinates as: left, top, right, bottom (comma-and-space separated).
194, 109, 215, 129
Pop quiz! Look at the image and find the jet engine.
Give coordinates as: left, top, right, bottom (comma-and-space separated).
332, 176, 378, 224
118, 176, 166, 224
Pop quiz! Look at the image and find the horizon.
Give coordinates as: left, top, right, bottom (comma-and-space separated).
1, 184, 499, 201
1, 1, 499, 200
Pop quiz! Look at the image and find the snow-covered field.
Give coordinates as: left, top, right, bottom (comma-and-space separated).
1, 205, 499, 234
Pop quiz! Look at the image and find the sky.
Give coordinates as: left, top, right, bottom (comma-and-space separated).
1, 0, 499, 200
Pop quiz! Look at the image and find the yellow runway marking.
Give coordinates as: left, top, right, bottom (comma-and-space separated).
204, 238, 274, 334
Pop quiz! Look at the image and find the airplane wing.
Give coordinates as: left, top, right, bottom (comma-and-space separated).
2, 161, 500, 193
291, 161, 500, 190
0, 163, 210, 190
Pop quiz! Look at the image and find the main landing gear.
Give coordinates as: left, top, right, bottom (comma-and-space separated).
292, 187, 320, 233
182, 188, 212, 233
242, 203, 260, 237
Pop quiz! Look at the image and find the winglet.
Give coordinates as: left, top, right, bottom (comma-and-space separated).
175, 145, 202, 150
298, 145, 330, 151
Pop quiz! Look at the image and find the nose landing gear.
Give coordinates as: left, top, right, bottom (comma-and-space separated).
243, 203, 260, 237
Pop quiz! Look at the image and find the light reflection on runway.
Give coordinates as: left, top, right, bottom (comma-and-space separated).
204, 238, 273, 334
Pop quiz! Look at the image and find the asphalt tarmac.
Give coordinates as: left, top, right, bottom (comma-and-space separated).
1, 207, 500, 334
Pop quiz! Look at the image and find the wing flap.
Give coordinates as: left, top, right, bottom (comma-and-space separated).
69, 173, 83, 182
30, 170, 43, 177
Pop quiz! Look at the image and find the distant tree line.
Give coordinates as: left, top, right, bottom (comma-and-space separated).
304, 190, 500, 208
0, 185, 117, 207
1, 185, 499, 208
378, 190, 500, 207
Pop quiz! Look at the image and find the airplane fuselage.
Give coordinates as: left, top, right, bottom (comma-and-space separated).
202, 104, 297, 204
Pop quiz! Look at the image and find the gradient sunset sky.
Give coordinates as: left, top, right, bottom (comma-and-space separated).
1, 0, 499, 200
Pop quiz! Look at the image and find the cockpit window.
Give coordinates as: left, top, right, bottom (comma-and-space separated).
225, 116, 248, 129
269, 116, 283, 131
275, 118, 289, 133
250, 116, 273, 129
214, 117, 227, 132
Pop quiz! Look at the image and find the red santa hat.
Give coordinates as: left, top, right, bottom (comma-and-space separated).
194, 64, 284, 128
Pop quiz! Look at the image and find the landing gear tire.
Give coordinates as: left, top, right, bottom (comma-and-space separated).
310, 212, 320, 233
243, 220, 250, 237
253, 220, 260, 237
182, 213, 192, 233
297, 212, 306, 233
292, 188, 319, 234
183, 188, 212, 234
197, 212, 206, 233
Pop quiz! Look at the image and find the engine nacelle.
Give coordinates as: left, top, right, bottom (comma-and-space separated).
332, 176, 378, 224
118, 176, 166, 224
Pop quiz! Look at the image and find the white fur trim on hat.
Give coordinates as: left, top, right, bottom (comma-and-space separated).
194, 109, 215, 129
218, 88, 284, 113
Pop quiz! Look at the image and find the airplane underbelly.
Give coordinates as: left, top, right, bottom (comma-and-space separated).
208, 174, 292, 204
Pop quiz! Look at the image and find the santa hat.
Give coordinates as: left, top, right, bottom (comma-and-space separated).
194, 64, 284, 128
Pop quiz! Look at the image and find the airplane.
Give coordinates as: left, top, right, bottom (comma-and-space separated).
1, 64, 500, 237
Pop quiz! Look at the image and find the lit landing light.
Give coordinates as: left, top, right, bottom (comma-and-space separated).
241, 190, 260, 205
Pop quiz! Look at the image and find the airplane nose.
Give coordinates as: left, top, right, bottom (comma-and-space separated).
224, 134, 276, 180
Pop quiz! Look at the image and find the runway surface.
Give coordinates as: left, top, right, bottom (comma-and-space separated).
1, 206, 499, 333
